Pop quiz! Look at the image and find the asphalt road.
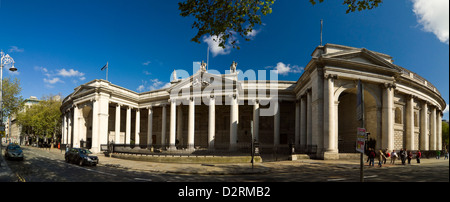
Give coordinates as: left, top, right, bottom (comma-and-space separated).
5, 146, 169, 182
4, 145, 449, 182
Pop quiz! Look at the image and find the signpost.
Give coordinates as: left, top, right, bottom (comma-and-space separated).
356, 79, 365, 182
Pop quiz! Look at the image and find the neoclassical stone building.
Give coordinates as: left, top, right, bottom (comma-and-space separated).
60, 44, 445, 159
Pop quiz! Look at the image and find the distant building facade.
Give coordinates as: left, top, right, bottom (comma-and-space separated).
6, 96, 40, 144
60, 44, 446, 159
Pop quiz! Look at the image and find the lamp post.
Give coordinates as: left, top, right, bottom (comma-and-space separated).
0, 50, 18, 145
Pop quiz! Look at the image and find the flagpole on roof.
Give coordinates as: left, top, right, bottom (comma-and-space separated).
106, 61, 108, 81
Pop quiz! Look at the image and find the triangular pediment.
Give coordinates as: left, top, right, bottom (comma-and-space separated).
322, 47, 402, 72
168, 70, 237, 92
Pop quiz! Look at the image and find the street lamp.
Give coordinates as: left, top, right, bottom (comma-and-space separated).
0, 50, 18, 145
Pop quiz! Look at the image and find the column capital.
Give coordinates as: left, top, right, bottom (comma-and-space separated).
324, 73, 338, 80
382, 82, 396, 89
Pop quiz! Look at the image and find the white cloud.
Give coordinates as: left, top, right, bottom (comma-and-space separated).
8, 46, 24, 53
203, 34, 235, 57
137, 84, 146, 92
44, 77, 63, 84
142, 61, 151, 66
246, 28, 260, 39
444, 105, 449, 114
412, 0, 449, 44
268, 62, 304, 76
57, 68, 85, 77
137, 79, 171, 92
34, 66, 48, 73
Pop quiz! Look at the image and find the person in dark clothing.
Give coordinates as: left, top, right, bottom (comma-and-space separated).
416, 150, 422, 164
407, 151, 413, 164
400, 148, 407, 165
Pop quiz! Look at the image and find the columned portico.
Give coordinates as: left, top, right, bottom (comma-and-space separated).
61, 44, 445, 159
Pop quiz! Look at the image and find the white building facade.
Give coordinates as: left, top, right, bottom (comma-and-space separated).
60, 44, 446, 159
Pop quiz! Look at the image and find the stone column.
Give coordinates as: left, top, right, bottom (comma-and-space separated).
96, 93, 110, 153
92, 97, 99, 152
62, 113, 66, 144
294, 100, 300, 148
188, 97, 195, 150
273, 99, 280, 146
300, 96, 306, 152
68, 110, 72, 146
406, 95, 415, 150
169, 100, 177, 151
230, 94, 239, 151
253, 99, 260, 143
306, 89, 312, 151
420, 102, 428, 150
147, 106, 153, 146
161, 104, 167, 147
324, 74, 338, 155
438, 111, 442, 150
73, 105, 80, 148
115, 104, 121, 144
135, 109, 140, 145
382, 83, 395, 151
126, 106, 131, 145
430, 106, 436, 150
176, 105, 183, 147
208, 96, 215, 150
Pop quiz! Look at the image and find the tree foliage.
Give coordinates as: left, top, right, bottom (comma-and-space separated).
443, 121, 449, 148
2, 77, 23, 122
179, 0, 274, 50
179, 0, 383, 50
310, 0, 382, 14
16, 95, 62, 142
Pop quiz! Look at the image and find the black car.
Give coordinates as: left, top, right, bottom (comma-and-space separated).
65, 148, 98, 166
5, 144, 24, 161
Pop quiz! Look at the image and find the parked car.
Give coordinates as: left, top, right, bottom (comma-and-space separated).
65, 148, 98, 166
5, 143, 24, 161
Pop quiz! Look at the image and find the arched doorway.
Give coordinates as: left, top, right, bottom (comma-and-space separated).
336, 84, 380, 153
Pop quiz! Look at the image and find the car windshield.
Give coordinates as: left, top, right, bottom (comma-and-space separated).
79, 149, 92, 155
8, 145, 21, 150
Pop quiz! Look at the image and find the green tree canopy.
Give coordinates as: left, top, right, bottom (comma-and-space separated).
2, 77, 23, 123
179, 0, 383, 50
16, 95, 62, 142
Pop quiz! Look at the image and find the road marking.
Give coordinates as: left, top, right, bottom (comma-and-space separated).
364, 175, 378, 179
327, 178, 347, 181
134, 178, 152, 182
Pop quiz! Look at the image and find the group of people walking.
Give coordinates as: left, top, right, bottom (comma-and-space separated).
366, 148, 421, 167
366, 148, 449, 167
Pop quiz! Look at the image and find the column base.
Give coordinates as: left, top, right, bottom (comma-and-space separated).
167, 145, 177, 151
322, 151, 339, 160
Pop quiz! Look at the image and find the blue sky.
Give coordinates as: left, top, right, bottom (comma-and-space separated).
0, 0, 448, 119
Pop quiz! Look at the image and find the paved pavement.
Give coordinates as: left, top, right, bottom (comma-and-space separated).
1, 145, 448, 182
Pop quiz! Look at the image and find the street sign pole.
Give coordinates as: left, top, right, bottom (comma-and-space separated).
357, 80, 365, 182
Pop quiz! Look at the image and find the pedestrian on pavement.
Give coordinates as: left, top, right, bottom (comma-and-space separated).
378, 150, 386, 167
369, 148, 376, 167
407, 151, 413, 165
444, 149, 448, 160
416, 150, 422, 164
400, 148, 407, 165
436, 150, 440, 159
366, 148, 372, 163
391, 150, 398, 164
383, 149, 389, 164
